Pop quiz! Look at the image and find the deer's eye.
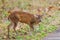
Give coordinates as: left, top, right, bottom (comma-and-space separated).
39, 19, 41, 22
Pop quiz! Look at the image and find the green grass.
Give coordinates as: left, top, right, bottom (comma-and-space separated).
0, 0, 60, 40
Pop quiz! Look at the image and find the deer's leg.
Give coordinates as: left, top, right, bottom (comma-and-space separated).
13, 22, 18, 34
28, 24, 34, 35
29, 24, 34, 31
7, 23, 13, 39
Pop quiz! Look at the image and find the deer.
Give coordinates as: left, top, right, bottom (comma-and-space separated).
7, 10, 42, 38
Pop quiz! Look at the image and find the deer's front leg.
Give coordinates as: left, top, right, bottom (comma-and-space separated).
29, 24, 34, 31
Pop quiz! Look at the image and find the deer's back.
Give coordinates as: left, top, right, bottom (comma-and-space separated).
8, 11, 36, 24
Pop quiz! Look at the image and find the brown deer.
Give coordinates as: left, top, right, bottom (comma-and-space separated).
7, 10, 42, 38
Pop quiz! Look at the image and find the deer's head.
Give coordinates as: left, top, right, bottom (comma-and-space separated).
34, 14, 42, 24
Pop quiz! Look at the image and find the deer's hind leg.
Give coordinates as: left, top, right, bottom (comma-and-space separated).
7, 23, 13, 39
13, 21, 18, 34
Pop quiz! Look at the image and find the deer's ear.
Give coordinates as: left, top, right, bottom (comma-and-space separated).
34, 15, 38, 18
34, 14, 42, 19
37, 15, 43, 19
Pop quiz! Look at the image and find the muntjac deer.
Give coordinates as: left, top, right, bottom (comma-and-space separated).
7, 10, 42, 38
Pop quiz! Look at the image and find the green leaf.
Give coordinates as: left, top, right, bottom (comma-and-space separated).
16, 36, 24, 40
47, 25, 57, 32
39, 23, 45, 31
